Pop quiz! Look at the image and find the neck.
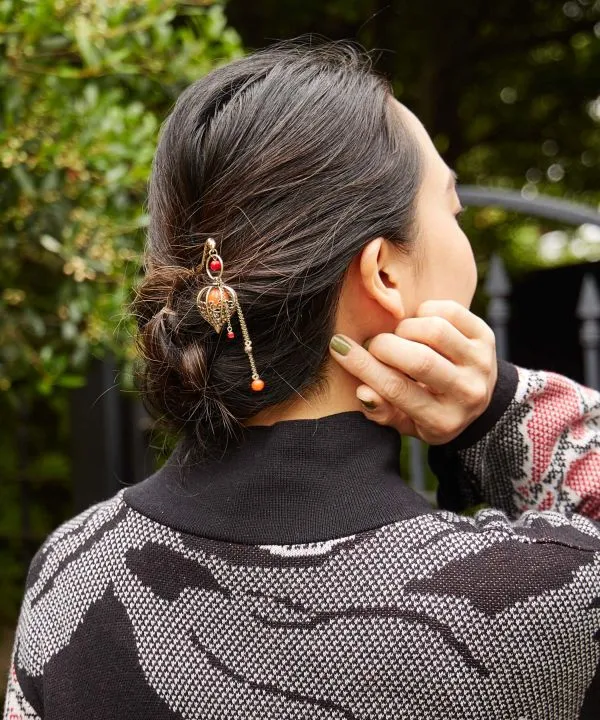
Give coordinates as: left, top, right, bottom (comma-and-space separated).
244, 362, 362, 427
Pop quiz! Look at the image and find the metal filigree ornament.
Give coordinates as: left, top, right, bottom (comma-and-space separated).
196, 238, 265, 392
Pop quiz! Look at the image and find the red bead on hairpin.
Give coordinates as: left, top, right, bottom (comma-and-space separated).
196, 238, 266, 392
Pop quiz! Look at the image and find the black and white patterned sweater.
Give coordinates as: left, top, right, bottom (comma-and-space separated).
4, 360, 600, 720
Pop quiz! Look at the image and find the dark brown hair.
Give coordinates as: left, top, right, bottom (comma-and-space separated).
132, 38, 423, 462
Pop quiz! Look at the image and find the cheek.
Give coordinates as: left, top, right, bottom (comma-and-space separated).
456, 231, 478, 304
415, 225, 477, 307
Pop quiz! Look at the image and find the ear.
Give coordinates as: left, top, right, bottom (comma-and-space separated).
359, 237, 406, 321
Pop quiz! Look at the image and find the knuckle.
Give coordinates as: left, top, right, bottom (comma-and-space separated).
353, 350, 373, 375
414, 349, 436, 376
483, 326, 497, 347
380, 374, 408, 403
427, 316, 448, 343
447, 375, 468, 402
474, 343, 496, 373
446, 305, 463, 326
462, 379, 489, 406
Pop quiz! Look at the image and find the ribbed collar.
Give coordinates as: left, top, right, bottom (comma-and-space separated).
123, 410, 434, 544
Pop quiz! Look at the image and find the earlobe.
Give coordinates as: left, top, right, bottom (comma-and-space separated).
359, 237, 405, 321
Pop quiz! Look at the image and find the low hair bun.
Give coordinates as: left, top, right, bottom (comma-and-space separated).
132, 261, 248, 461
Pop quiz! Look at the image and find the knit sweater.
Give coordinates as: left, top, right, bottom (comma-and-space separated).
4, 360, 600, 720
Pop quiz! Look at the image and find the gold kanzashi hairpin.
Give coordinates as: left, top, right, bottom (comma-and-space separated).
196, 238, 265, 392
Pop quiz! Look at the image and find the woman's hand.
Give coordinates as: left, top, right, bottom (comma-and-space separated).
328, 300, 498, 444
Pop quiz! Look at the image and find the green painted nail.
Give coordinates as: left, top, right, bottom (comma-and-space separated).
362, 338, 372, 351
360, 400, 377, 411
330, 334, 351, 356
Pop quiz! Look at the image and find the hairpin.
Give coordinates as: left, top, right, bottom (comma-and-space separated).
196, 238, 265, 392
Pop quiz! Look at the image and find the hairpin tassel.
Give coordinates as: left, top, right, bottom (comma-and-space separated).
196, 238, 265, 392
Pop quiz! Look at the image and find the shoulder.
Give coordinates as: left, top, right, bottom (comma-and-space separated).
360, 508, 600, 636
25, 489, 131, 592
440, 505, 600, 550
14, 489, 137, 678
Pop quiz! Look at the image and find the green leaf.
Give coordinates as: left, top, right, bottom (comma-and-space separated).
73, 16, 102, 68
11, 165, 35, 197
57, 374, 86, 389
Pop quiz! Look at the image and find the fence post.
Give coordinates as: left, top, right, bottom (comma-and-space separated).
485, 254, 511, 360
408, 437, 426, 494
576, 274, 600, 391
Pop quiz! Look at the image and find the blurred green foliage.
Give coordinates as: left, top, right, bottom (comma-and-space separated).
0, 0, 242, 660
0, 0, 242, 401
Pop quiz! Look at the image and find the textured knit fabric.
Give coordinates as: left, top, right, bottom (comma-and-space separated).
4, 361, 600, 720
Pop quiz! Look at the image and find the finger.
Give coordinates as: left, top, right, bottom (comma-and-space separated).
355, 384, 384, 410
394, 316, 480, 366
355, 385, 416, 435
329, 334, 435, 415
366, 332, 460, 394
414, 299, 496, 344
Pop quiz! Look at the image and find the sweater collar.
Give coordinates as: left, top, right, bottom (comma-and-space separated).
123, 410, 433, 544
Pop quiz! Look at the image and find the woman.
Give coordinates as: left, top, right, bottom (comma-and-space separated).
4, 40, 600, 720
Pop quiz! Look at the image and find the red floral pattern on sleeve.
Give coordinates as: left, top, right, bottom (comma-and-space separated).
3, 652, 41, 720
445, 366, 600, 522
515, 369, 600, 519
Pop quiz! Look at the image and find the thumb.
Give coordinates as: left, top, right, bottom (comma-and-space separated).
355, 385, 414, 435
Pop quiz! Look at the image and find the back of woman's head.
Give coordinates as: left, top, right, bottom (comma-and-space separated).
132, 38, 423, 462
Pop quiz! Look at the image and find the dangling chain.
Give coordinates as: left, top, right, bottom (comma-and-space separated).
196, 238, 265, 392
235, 302, 260, 381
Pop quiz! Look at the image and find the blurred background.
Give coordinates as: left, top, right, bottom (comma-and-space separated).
1, 0, 600, 700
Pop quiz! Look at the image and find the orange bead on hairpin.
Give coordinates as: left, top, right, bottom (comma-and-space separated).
196, 238, 266, 392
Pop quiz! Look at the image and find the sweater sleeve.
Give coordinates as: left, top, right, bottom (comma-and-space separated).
2, 530, 62, 720
3, 642, 42, 720
428, 359, 600, 523
2, 495, 126, 720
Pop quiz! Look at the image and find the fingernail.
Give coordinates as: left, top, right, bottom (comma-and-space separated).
360, 399, 377, 411
362, 337, 372, 351
330, 334, 351, 356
